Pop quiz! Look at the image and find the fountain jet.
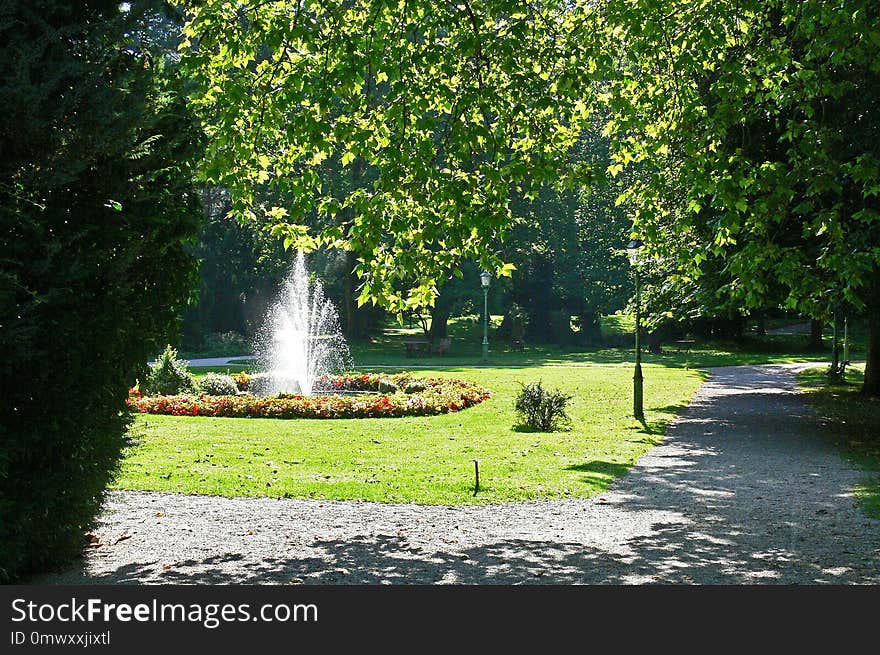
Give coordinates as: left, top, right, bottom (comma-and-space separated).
255, 251, 351, 396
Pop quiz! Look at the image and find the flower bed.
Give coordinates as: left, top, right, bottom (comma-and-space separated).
127, 373, 490, 419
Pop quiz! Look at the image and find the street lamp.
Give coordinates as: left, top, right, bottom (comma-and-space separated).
626, 239, 644, 421
480, 271, 491, 364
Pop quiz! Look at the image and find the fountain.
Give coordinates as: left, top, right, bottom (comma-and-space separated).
254, 251, 351, 396
129, 254, 490, 416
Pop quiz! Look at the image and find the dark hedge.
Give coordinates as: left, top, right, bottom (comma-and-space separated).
0, 1, 202, 582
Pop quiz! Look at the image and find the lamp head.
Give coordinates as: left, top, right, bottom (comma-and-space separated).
625, 239, 644, 265
480, 271, 491, 288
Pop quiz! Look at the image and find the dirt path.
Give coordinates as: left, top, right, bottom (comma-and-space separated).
38, 364, 880, 584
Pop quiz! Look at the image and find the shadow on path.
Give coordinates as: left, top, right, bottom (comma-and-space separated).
37, 365, 880, 585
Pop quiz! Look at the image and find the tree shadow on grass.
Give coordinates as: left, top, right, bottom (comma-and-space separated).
565, 461, 631, 477
651, 401, 693, 417
564, 461, 632, 486
511, 423, 572, 434
627, 420, 665, 437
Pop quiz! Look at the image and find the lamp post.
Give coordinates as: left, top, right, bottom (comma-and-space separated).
626, 240, 644, 421
831, 303, 840, 375
480, 271, 491, 364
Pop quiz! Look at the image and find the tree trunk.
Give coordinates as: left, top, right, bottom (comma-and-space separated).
548, 310, 574, 345
495, 308, 513, 340
343, 155, 366, 340
807, 319, 824, 351
645, 332, 660, 354
343, 251, 355, 339
863, 282, 880, 396
429, 307, 450, 341
576, 310, 603, 345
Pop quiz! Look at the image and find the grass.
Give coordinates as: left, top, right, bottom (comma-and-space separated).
189, 312, 865, 373
116, 364, 706, 505
193, 340, 849, 377
348, 313, 864, 369
797, 365, 880, 519
136, 313, 864, 506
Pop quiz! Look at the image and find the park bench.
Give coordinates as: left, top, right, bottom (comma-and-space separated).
673, 339, 696, 354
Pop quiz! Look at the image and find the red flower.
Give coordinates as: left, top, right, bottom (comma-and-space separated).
129, 374, 489, 420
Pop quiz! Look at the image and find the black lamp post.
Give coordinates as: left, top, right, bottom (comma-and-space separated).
480, 271, 491, 364
626, 239, 644, 421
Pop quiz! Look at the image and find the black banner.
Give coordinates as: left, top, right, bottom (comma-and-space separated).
1, 585, 876, 649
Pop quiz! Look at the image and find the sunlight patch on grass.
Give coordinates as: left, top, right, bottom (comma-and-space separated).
115, 365, 706, 505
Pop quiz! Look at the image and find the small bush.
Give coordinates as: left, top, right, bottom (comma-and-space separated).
199, 373, 238, 396
143, 345, 197, 396
514, 380, 572, 431
231, 371, 251, 391
378, 378, 399, 394
404, 380, 428, 394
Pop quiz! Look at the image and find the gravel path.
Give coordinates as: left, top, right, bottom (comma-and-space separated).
39, 364, 880, 584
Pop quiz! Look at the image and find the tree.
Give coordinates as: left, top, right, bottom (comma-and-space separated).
180, 0, 599, 312
425, 261, 485, 341
180, 191, 388, 348
180, 188, 285, 349
0, 0, 203, 581
182, 0, 880, 394
500, 122, 632, 345
603, 0, 880, 394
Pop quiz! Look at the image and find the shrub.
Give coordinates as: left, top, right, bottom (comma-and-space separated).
404, 380, 429, 394
378, 378, 399, 394
247, 372, 275, 395
143, 346, 197, 396
231, 371, 251, 391
0, 4, 202, 582
514, 381, 573, 431
199, 373, 238, 396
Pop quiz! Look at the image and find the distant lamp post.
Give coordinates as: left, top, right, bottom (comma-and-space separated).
480, 271, 491, 364
626, 239, 644, 421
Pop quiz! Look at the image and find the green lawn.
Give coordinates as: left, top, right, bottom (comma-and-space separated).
798, 365, 880, 519
349, 313, 864, 369
197, 339, 849, 377
116, 364, 706, 504
194, 312, 863, 373
136, 313, 864, 505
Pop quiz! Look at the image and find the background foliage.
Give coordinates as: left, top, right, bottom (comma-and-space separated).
181, 0, 599, 311
602, 0, 880, 392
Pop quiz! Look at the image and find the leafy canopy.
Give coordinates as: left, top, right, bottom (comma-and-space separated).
180, 0, 602, 311
603, 0, 880, 318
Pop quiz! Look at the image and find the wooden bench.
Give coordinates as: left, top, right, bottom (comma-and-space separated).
673, 339, 696, 354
